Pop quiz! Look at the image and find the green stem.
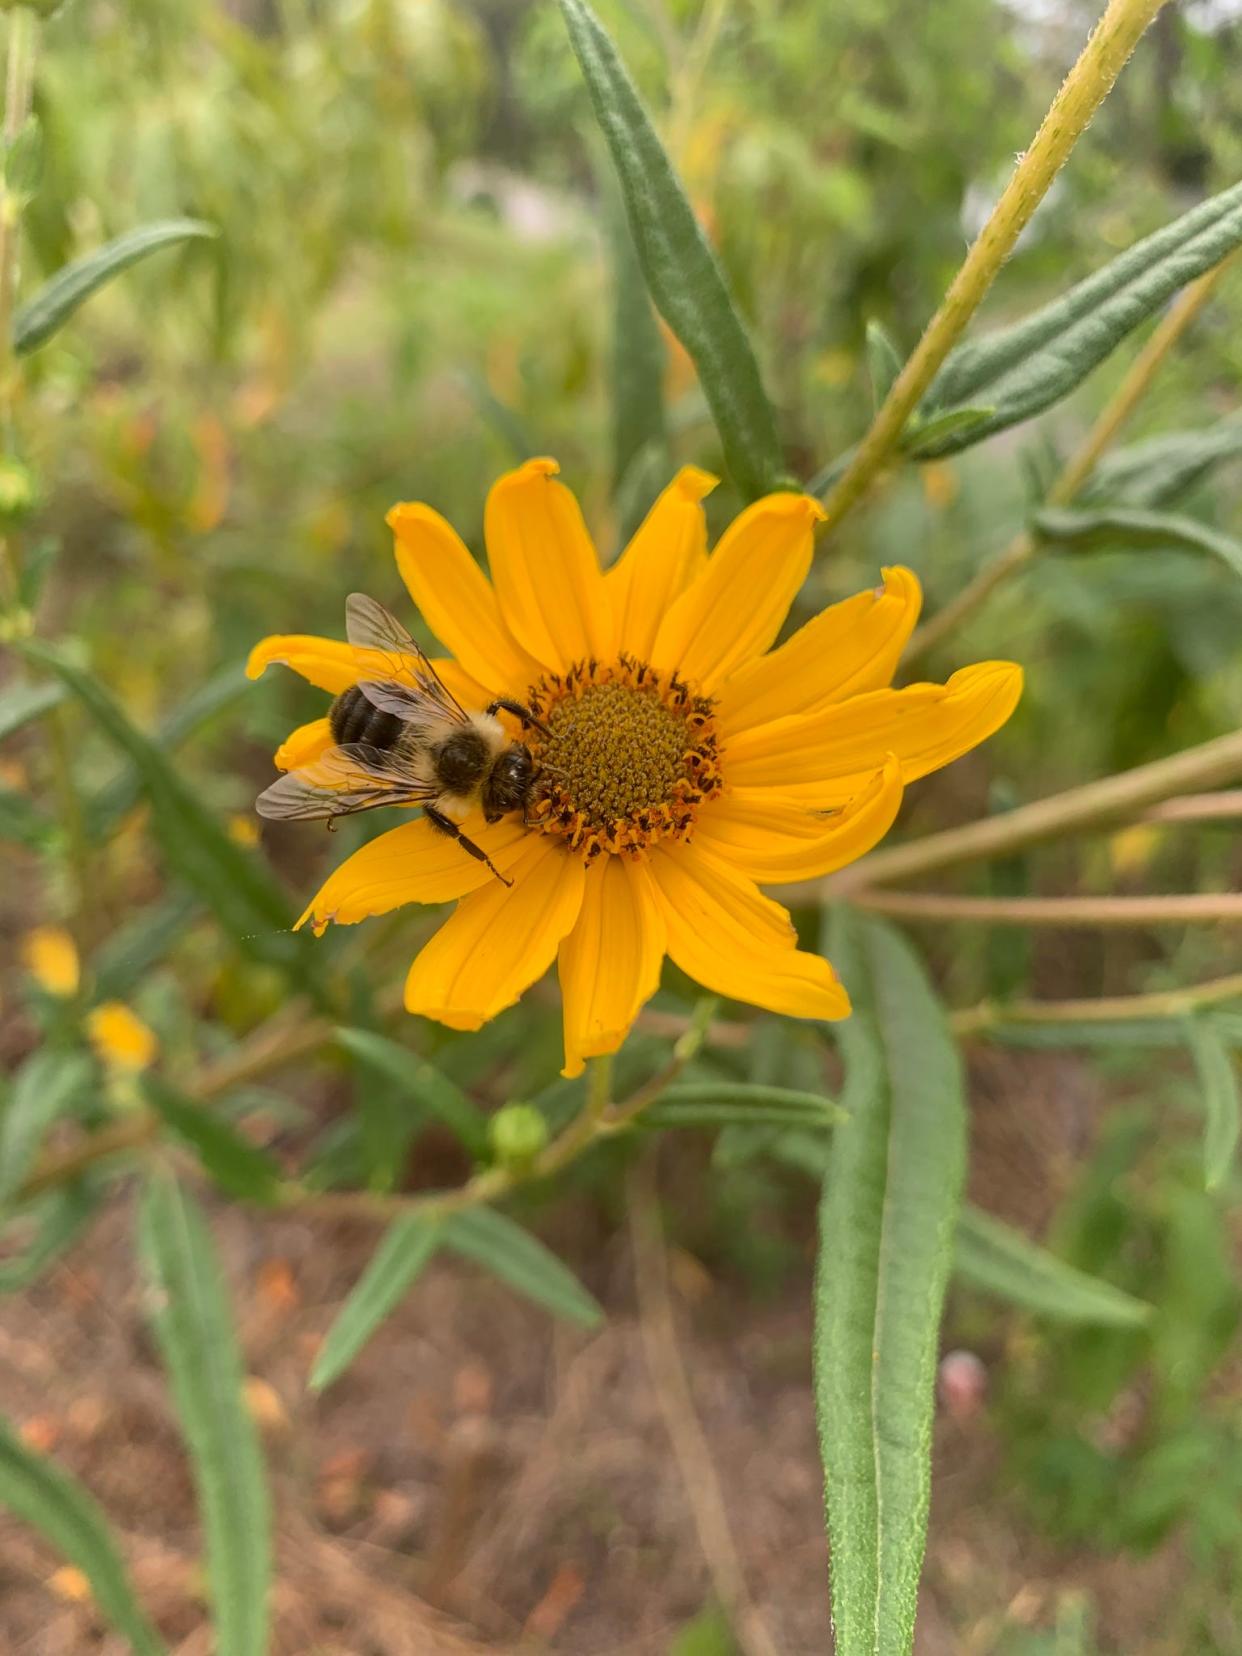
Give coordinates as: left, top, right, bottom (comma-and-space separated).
0, 6, 35, 449
811, 726, 1242, 895
906, 257, 1233, 664
950, 971, 1242, 1037
818, 0, 1168, 533
848, 889, 1242, 927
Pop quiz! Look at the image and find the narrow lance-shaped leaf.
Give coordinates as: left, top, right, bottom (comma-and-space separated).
310, 1216, 441, 1392
917, 181, 1242, 455
138, 1173, 271, 1656
558, 0, 785, 500
142, 1077, 284, 1206
15, 218, 217, 355
607, 182, 668, 500
1032, 505, 1242, 582
1184, 1017, 1241, 1190
0, 1182, 99, 1293
640, 1082, 845, 1131
865, 319, 903, 412
815, 908, 966, 1656
87, 662, 250, 842
336, 1027, 490, 1157
0, 1050, 93, 1209
444, 1206, 604, 1329
955, 1205, 1152, 1326
0, 1417, 167, 1656
22, 643, 310, 985
0, 679, 64, 743
1082, 414, 1242, 509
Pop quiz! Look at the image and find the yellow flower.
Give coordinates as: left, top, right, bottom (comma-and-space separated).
249, 459, 1022, 1077
87, 1002, 158, 1073
21, 926, 80, 998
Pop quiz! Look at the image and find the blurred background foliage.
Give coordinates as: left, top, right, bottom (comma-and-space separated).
4, 0, 1242, 1650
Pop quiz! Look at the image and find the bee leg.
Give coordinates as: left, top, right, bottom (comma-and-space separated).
424, 805, 514, 887
485, 698, 551, 740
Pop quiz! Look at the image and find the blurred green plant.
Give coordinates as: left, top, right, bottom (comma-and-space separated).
2, 0, 1242, 1652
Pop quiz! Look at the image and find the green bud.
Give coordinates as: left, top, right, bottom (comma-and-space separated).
489, 1103, 548, 1169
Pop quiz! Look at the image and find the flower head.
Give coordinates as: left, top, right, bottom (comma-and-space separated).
87, 1001, 158, 1072
249, 459, 1021, 1076
22, 925, 80, 998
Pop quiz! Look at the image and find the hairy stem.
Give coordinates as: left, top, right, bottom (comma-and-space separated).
907, 257, 1233, 663
849, 890, 1242, 927
818, 0, 1168, 532
950, 970, 1242, 1036
811, 726, 1242, 896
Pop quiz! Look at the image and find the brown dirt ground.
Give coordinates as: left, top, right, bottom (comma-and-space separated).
0, 1049, 1198, 1655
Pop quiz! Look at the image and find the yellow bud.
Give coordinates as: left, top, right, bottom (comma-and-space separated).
86, 1002, 158, 1073
227, 812, 261, 848
21, 925, 79, 997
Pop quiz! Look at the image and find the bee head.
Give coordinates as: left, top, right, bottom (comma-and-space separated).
481, 742, 535, 822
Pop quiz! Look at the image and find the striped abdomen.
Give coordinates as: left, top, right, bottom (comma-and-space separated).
329, 684, 405, 750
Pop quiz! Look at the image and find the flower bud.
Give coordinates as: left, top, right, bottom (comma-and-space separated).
489, 1103, 547, 1169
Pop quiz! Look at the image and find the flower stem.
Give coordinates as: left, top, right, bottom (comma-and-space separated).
950, 970, 1242, 1037
906, 256, 1234, 664
848, 890, 1242, 927
814, 725, 1242, 895
818, 0, 1169, 533
0, 5, 36, 449
586, 1051, 614, 1121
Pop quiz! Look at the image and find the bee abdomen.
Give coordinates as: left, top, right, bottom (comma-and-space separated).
330, 685, 404, 750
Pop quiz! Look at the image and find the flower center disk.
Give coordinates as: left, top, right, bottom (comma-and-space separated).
526, 657, 723, 859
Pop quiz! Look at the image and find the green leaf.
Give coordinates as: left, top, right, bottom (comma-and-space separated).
1083, 415, 1242, 509
0, 1416, 167, 1656
815, 908, 966, 1656
443, 1206, 604, 1329
558, 0, 784, 500
143, 1078, 283, 1206
919, 182, 1242, 455
901, 405, 995, 458
137, 1173, 270, 1656
0, 1181, 98, 1293
641, 1082, 844, 1132
0, 783, 51, 848
865, 319, 903, 412
1184, 1017, 1241, 1190
0, 1049, 93, 1209
87, 663, 250, 842
955, 1205, 1152, 1326
5, 116, 42, 198
22, 643, 306, 982
14, 218, 217, 355
92, 893, 200, 1000
0, 679, 63, 743
336, 1028, 489, 1157
607, 184, 668, 501
310, 1216, 441, 1392
1032, 505, 1242, 581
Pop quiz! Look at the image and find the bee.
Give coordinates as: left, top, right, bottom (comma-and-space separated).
255, 594, 548, 886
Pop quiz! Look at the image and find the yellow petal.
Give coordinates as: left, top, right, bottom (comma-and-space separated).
296, 814, 531, 931
693, 757, 904, 883
405, 835, 585, 1030
716, 566, 922, 736
274, 717, 333, 772
650, 491, 824, 692
247, 634, 490, 709
723, 661, 1023, 805
21, 926, 80, 997
605, 465, 717, 657
558, 855, 666, 1078
87, 1001, 158, 1072
388, 500, 542, 696
648, 843, 850, 1020
483, 458, 614, 671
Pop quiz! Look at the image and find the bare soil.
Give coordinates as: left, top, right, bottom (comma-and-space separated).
0, 1049, 1194, 1655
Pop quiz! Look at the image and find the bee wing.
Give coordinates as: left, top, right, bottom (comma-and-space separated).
345, 593, 467, 723
352, 677, 464, 736
255, 742, 438, 821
